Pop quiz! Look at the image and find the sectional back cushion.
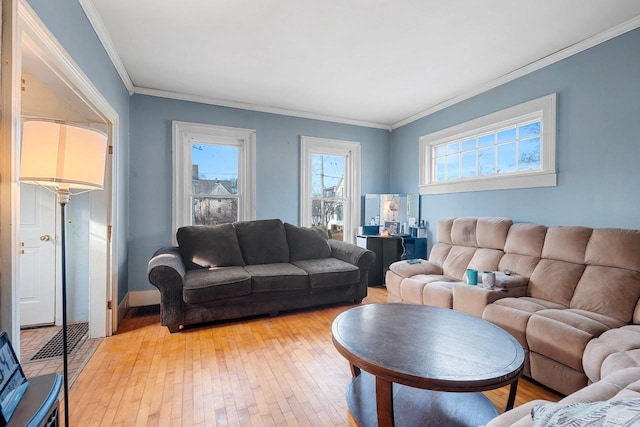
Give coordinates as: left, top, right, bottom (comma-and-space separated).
177, 224, 245, 270
499, 223, 547, 277
234, 219, 290, 265
571, 228, 640, 323
476, 217, 513, 250
528, 226, 591, 305
284, 223, 331, 261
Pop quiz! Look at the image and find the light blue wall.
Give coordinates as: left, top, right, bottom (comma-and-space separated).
27, 0, 131, 304
390, 28, 640, 248
129, 95, 390, 292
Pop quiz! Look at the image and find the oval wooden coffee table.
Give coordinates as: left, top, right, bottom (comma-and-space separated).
332, 303, 525, 427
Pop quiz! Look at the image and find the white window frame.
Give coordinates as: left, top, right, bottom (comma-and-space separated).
419, 93, 557, 194
172, 121, 256, 237
300, 136, 361, 244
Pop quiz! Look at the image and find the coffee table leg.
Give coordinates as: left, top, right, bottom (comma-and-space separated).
350, 364, 361, 378
375, 377, 394, 427
506, 379, 519, 411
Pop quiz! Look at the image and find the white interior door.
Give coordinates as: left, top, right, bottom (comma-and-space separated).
19, 184, 56, 327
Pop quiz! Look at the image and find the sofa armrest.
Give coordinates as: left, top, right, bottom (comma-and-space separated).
494, 272, 529, 289
328, 239, 375, 270
147, 246, 186, 293
388, 259, 443, 279
453, 283, 528, 317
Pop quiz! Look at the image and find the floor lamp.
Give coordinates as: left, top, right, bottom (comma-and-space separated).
20, 119, 108, 427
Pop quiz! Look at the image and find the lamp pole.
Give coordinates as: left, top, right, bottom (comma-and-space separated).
58, 189, 70, 427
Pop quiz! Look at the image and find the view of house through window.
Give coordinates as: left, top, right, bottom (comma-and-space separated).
311, 153, 345, 241
191, 143, 239, 225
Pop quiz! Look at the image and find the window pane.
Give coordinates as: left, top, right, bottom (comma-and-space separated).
447, 142, 460, 154
435, 146, 446, 157
436, 156, 446, 181
519, 121, 541, 138
312, 199, 344, 241
192, 144, 238, 195
478, 147, 495, 176
497, 127, 516, 143
447, 154, 460, 179
461, 138, 476, 151
461, 151, 476, 178
478, 133, 495, 147
497, 142, 517, 174
519, 137, 541, 170
312, 154, 345, 198
192, 196, 238, 225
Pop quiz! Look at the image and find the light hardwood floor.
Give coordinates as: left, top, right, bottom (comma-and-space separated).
68, 287, 561, 426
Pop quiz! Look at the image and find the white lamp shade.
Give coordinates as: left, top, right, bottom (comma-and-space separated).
20, 120, 108, 190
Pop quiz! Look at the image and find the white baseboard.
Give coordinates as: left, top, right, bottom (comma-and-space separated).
128, 289, 161, 307
117, 293, 129, 329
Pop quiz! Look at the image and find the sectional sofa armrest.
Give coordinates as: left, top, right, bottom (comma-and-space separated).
328, 239, 375, 271
453, 282, 529, 317
147, 246, 186, 293
494, 272, 529, 289
388, 259, 443, 279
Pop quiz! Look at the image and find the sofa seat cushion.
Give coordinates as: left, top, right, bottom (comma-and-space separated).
234, 219, 290, 265
423, 280, 464, 308
293, 258, 359, 289
526, 309, 624, 372
482, 297, 565, 349
395, 274, 456, 303
183, 267, 252, 304
244, 263, 308, 293
583, 325, 640, 382
177, 224, 245, 269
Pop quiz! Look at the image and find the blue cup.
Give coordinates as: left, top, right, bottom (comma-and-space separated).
465, 268, 478, 285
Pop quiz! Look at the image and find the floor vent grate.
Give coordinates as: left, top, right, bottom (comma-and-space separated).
29, 322, 88, 361
131, 305, 160, 318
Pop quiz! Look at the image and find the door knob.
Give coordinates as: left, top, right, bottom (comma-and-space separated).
40, 234, 51, 241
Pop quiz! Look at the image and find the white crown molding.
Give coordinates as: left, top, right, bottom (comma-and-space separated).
133, 86, 391, 130
391, 14, 640, 130
79, 0, 134, 95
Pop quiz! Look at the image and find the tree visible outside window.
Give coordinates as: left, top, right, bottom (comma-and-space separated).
300, 137, 361, 244
311, 154, 345, 240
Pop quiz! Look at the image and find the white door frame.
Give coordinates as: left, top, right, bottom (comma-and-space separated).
16, 0, 120, 339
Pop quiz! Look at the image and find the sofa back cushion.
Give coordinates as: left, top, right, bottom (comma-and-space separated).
284, 223, 331, 261
528, 226, 593, 305
569, 228, 640, 323
499, 223, 547, 277
571, 266, 640, 323
451, 217, 479, 247
437, 218, 455, 244
234, 219, 290, 265
476, 217, 513, 250
442, 245, 476, 280
177, 224, 245, 270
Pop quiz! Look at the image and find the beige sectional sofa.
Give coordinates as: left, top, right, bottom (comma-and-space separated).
385, 217, 640, 425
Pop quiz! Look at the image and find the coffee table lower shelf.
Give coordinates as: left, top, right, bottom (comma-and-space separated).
347, 371, 499, 427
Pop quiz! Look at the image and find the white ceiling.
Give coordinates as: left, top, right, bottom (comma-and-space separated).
83, 0, 640, 129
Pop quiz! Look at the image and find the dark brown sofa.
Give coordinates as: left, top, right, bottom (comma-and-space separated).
147, 219, 375, 332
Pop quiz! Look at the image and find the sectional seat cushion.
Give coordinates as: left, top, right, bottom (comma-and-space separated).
183, 267, 251, 304
177, 224, 245, 269
526, 309, 625, 373
284, 223, 331, 261
244, 263, 308, 293
293, 258, 359, 289
483, 297, 565, 349
234, 219, 290, 265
